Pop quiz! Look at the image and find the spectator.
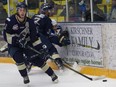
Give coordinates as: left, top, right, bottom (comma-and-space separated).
68, 6, 79, 22
0, 1, 7, 23
107, 0, 116, 22
68, 0, 75, 6
28, 0, 39, 9
69, 6, 76, 17
47, 0, 64, 16
60, 0, 75, 17
84, 0, 106, 22
60, 0, 81, 22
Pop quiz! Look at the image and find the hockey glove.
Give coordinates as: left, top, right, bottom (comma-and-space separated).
39, 45, 50, 61
59, 30, 70, 46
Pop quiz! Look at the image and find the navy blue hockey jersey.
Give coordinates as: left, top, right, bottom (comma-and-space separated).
3, 14, 38, 47
32, 14, 53, 37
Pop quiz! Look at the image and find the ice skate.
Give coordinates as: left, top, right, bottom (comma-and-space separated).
55, 58, 64, 70
23, 76, 30, 84
51, 73, 59, 83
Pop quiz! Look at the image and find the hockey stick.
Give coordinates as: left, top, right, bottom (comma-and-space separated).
27, 46, 42, 55
62, 60, 105, 81
27, 46, 105, 81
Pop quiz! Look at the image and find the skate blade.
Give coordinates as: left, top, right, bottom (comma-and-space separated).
53, 79, 59, 83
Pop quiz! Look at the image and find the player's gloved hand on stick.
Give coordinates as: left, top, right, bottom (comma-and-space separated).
39, 44, 50, 61
59, 30, 70, 46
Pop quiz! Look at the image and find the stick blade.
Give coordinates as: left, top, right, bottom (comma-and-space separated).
92, 75, 106, 81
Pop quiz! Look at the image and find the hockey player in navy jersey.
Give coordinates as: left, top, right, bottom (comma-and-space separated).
31, 3, 65, 70
3, 2, 58, 84
50, 19, 70, 47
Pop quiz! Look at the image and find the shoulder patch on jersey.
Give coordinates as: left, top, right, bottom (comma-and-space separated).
6, 18, 11, 22
12, 24, 18, 30
38, 14, 45, 18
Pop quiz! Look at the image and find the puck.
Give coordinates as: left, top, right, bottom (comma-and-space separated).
102, 80, 107, 82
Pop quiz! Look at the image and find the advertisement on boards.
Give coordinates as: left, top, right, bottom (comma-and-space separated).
58, 23, 103, 67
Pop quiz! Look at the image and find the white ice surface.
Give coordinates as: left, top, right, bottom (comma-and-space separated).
0, 63, 116, 87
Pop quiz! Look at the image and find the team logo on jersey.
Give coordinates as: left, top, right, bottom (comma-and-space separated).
12, 24, 18, 30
